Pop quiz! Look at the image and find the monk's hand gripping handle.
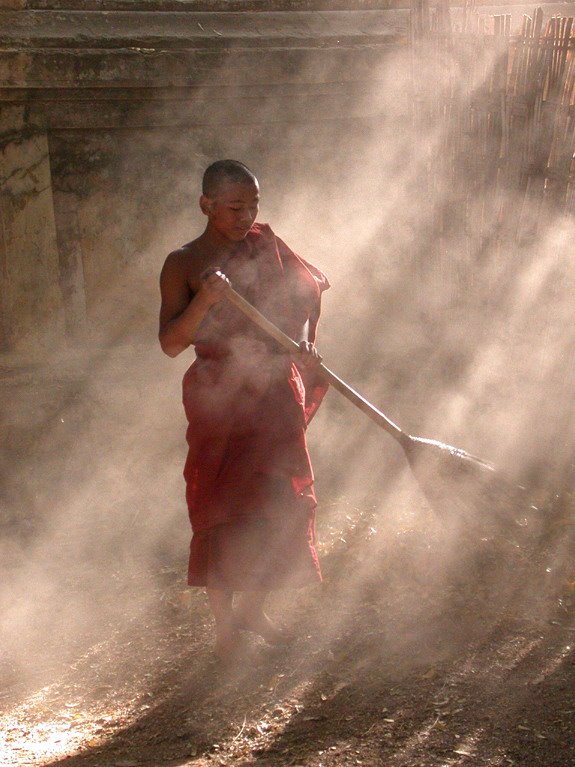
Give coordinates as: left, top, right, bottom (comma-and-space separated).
201, 267, 231, 291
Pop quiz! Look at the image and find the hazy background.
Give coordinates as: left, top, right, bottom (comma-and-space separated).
1, 8, 574, 722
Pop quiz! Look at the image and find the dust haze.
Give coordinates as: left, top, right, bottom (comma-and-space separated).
2, 5, 575, 762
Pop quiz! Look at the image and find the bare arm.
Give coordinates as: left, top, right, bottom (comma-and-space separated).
158, 254, 225, 358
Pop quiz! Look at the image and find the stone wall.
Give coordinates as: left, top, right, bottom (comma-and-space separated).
0, 4, 409, 354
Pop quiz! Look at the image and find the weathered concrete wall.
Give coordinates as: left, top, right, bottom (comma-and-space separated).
0, 107, 65, 352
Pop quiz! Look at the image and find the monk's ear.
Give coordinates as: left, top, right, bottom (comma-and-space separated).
199, 194, 213, 216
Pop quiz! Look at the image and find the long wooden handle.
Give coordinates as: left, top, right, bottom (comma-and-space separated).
217, 273, 409, 446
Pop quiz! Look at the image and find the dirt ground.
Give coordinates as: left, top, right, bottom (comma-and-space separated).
1, 485, 575, 767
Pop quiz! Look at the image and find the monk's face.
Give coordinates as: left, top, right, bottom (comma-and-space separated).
201, 178, 260, 242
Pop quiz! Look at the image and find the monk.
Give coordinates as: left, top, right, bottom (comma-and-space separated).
159, 160, 329, 662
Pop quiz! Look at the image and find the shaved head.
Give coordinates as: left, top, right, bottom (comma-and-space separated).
202, 160, 258, 197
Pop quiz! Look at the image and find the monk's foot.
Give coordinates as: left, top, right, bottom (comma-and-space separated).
234, 611, 297, 646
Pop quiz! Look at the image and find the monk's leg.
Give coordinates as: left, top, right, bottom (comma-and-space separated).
207, 587, 240, 660
235, 591, 295, 645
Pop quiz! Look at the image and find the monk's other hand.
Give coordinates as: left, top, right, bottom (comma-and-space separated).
296, 340, 323, 369
200, 268, 231, 305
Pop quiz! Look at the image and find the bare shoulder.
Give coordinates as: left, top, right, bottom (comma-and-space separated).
161, 239, 205, 291
162, 239, 200, 271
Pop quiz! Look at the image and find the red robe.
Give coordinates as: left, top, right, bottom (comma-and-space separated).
182, 223, 329, 589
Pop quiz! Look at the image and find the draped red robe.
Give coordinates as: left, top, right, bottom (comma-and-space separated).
182, 223, 329, 589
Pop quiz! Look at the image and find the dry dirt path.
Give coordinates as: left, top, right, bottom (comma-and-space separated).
1, 499, 574, 767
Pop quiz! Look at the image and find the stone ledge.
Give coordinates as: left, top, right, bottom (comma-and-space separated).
0, 88, 394, 129
0, 0, 564, 10
1, 9, 408, 49
0, 82, 376, 99
0, 44, 402, 89
1, 1, 397, 11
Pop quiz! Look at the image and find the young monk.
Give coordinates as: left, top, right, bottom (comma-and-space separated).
159, 160, 329, 663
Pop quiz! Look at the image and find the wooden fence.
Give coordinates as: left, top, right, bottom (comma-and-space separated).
409, 0, 575, 252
